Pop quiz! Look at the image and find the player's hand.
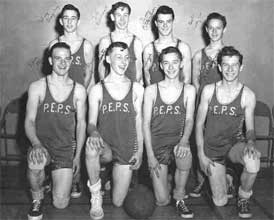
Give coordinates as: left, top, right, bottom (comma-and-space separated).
243, 142, 261, 160
174, 142, 191, 158
29, 144, 48, 164
129, 152, 142, 170
148, 155, 161, 178
86, 131, 104, 152
72, 156, 80, 177
199, 154, 215, 176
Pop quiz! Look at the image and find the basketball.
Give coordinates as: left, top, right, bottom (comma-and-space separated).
123, 184, 156, 219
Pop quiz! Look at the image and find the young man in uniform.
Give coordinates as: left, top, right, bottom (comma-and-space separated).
49, 4, 95, 91
85, 42, 144, 220
191, 12, 227, 197
98, 2, 143, 84
25, 42, 87, 220
143, 5, 191, 86
143, 47, 196, 218
49, 4, 94, 198
196, 46, 260, 218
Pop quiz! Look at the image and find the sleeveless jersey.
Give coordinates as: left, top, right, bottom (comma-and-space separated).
110, 34, 137, 82
98, 81, 138, 162
58, 37, 86, 85
151, 83, 186, 148
204, 84, 245, 149
149, 39, 181, 84
199, 48, 221, 93
36, 77, 76, 149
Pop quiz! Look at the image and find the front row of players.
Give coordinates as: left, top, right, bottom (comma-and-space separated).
26, 41, 260, 220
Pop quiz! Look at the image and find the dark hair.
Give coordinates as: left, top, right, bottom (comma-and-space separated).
105, 41, 128, 56
111, 2, 131, 15
155, 5, 175, 21
206, 12, 227, 28
49, 42, 71, 57
217, 46, 243, 65
159, 46, 183, 63
61, 4, 80, 19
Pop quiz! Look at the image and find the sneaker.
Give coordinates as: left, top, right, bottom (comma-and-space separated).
189, 183, 203, 198
71, 183, 82, 199
176, 200, 194, 218
90, 191, 104, 220
27, 200, 43, 220
238, 198, 252, 218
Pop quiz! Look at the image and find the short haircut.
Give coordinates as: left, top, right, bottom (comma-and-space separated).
217, 46, 243, 65
159, 46, 183, 63
105, 41, 128, 56
155, 5, 175, 20
61, 4, 80, 19
206, 12, 227, 28
49, 42, 71, 57
110, 2, 131, 15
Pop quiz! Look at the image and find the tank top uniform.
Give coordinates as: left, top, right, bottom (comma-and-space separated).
151, 83, 186, 150
59, 37, 86, 85
149, 39, 181, 84
36, 77, 76, 168
109, 34, 137, 82
204, 84, 245, 161
98, 81, 138, 164
197, 48, 222, 104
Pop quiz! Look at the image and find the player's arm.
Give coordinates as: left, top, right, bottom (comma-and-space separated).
130, 83, 144, 169
192, 50, 202, 93
74, 84, 87, 159
179, 42, 192, 84
242, 87, 259, 158
196, 84, 215, 175
133, 37, 144, 85
143, 43, 153, 86
98, 37, 110, 81
84, 40, 95, 89
86, 83, 104, 151
25, 80, 48, 163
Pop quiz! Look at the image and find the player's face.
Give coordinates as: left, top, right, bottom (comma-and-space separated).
112, 7, 130, 30
107, 47, 130, 76
160, 52, 182, 80
218, 55, 243, 82
49, 47, 72, 76
60, 9, 79, 33
206, 19, 226, 42
155, 14, 174, 36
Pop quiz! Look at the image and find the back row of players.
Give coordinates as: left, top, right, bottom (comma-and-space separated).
26, 2, 260, 220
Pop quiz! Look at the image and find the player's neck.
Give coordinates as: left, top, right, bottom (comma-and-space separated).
63, 31, 80, 41
208, 40, 224, 50
108, 71, 128, 82
50, 72, 70, 84
158, 33, 174, 43
221, 79, 240, 89
113, 28, 129, 36
163, 76, 180, 86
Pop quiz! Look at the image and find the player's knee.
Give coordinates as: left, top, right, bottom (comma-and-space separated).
85, 145, 100, 160
155, 195, 170, 206
52, 194, 70, 209
176, 152, 192, 171
243, 153, 260, 173
112, 196, 124, 207
212, 195, 228, 206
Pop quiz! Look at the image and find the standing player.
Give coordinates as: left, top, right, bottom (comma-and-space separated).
85, 42, 144, 220
98, 2, 143, 84
191, 12, 227, 197
25, 42, 86, 220
49, 4, 94, 198
196, 46, 260, 218
143, 47, 195, 218
143, 5, 191, 86
49, 4, 95, 90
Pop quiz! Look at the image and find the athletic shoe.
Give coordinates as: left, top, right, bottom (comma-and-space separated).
189, 182, 203, 198
238, 198, 252, 218
27, 200, 43, 220
176, 200, 194, 218
71, 183, 82, 199
90, 191, 104, 220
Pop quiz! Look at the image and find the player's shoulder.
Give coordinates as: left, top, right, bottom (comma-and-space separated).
83, 38, 94, 48
193, 49, 203, 60
178, 39, 191, 50
242, 85, 256, 100
28, 77, 46, 95
48, 39, 59, 48
184, 83, 196, 92
133, 81, 144, 94
143, 41, 154, 52
99, 34, 111, 46
144, 83, 157, 96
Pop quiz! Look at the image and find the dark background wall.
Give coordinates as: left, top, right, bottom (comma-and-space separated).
0, 0, 273, 157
